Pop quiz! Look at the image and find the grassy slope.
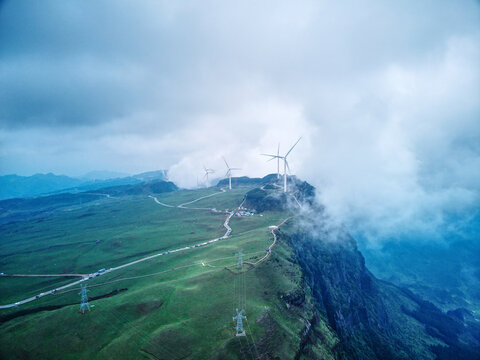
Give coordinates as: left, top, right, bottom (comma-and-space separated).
0, 187, 335, 359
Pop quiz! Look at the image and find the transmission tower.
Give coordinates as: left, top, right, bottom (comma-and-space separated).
237, 250, 244, 270
79, 284, 90, 314
233, 308, 246, 336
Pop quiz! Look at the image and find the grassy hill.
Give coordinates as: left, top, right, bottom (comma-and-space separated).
0, 184, 333, 359
0, 181, 478, 359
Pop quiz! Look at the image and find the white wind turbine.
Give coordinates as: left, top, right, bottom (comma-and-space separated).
203, 166, 215, 187
223, 157, 241, 190
261, 143, 281, 179
262, 137, 301, 192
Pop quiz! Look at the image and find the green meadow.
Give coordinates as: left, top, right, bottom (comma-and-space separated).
0, 186, 324, 359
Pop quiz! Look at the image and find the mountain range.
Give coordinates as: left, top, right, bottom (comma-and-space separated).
0, 170, 168, 200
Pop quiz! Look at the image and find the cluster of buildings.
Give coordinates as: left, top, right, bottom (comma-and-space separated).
233, 207, 256, 217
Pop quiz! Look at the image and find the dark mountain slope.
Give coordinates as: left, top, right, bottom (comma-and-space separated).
249, 179, 480, 359
359, 225, 480, 313
290, 224, 480, 359
216, 174, 279, 188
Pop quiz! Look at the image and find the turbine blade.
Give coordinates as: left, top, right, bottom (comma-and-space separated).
285, 137, 302, 157
277, 143, 280, 157
286, 160, 291, 174
223, 157, 230, 169
261, 154, 283, 159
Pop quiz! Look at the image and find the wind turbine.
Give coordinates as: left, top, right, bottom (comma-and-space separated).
261, 137, 301, 192
261, 143, 281, 179
203, 166, 215, 187
223, 157, 241, 190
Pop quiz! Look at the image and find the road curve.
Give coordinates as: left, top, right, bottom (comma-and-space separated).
150, 188, 227, 210
242, 216, 293, 269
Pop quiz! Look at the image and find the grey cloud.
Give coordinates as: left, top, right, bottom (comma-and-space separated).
0, 0, 479, 244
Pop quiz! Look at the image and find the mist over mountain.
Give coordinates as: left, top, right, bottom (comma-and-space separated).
246, 178, 480, 359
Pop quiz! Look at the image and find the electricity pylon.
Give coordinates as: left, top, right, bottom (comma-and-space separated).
237, 250, 244, 270
79, 284, 90, 314
233, 308, 246, 336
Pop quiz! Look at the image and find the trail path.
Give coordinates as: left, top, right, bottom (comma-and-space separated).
149, 188, 226, 210
245, 217, 293, 268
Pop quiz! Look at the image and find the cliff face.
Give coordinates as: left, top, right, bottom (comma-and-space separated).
288, 215, 480, 360
248, 177, 479, 359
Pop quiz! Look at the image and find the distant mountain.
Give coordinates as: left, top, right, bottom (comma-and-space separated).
0, 170, 168, 200
58, 177, 142, 194
0, 173, 84, 200
132, 170, 168, 182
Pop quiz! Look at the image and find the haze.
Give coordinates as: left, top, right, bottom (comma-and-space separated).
1, 0, 479, 243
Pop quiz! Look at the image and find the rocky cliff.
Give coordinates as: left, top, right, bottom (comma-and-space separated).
251, 178, 480, 359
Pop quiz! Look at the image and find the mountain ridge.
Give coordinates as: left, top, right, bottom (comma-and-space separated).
0, 170, 168, 200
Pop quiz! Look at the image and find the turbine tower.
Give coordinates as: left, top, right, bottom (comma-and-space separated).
223, 157, 241, 190
203, 166, 215, 187
276, 143, 280, 179
261, 137, 301, 193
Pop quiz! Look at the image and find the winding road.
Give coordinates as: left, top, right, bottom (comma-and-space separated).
1, 189, 286, 309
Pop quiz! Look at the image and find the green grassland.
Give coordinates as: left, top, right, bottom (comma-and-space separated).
0, 186, 332, 359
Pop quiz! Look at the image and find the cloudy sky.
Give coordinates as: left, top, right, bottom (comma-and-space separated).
1, 0, 479, 243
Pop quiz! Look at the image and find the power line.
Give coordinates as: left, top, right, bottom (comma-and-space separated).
245, 318, 260, 359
